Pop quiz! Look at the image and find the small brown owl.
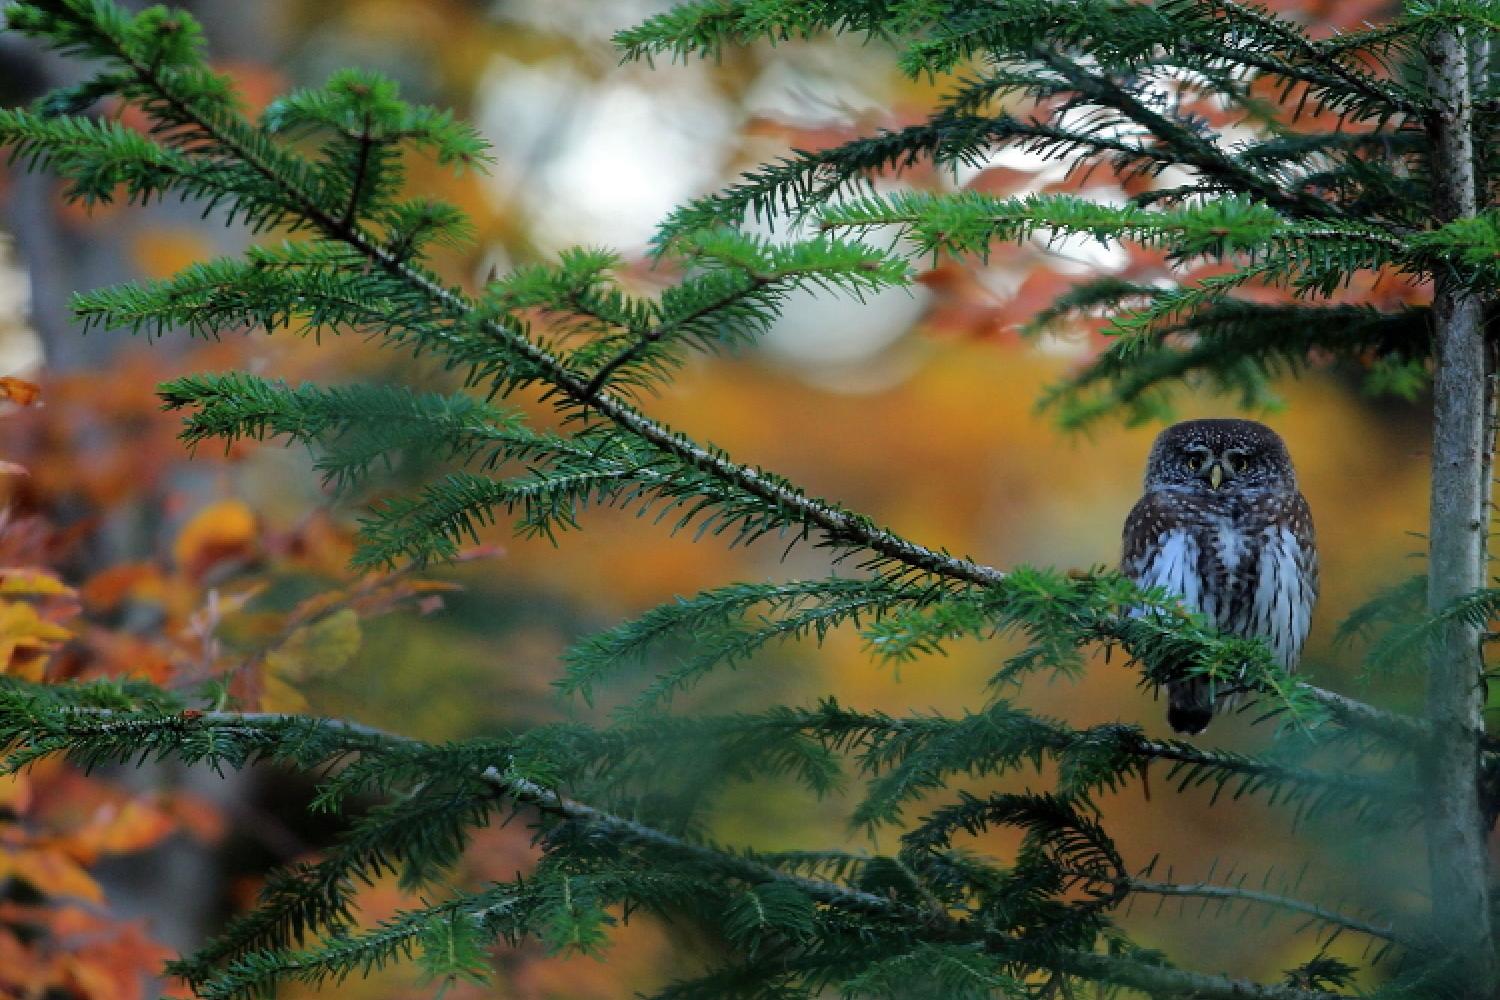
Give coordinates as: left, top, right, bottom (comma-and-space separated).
1122, 419, 1318, 734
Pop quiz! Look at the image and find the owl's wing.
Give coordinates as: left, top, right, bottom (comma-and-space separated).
1251, 491, 1318, 669
1122, 491, 1204, 613
1123, 492, 1216, 734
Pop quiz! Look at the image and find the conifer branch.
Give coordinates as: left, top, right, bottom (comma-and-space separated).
1051, 950, 1345, 1000
653, 108, 1178, 244
1066, 869, 1405, 947
1206, 0, 1425, 117
339, 111, 373, 230
73, 16, 1010, 588
15, 701, 1349, 1000
580, 281, 754, 397
1299, 683, 1433, 745
1037, 50, 1338, 220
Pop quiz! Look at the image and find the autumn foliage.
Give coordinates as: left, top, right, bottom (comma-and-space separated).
0, 357, 487, 997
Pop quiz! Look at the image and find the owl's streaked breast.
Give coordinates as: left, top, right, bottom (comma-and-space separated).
1123, 491, 1317, 667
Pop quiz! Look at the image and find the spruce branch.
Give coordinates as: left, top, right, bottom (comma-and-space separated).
1068, 869, 1405, 948
1036, 299, 1430, 430
2, 697, 1351, 1000
816, 191, 1409, 268
1035, 50, 1341, 221
1299, 683, 1433, 746
41, 4, 1009, 588
652, 103, 1179, 246
1202, 0, 1425, 118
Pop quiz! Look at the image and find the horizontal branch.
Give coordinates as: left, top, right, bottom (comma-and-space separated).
1300, 683, 1433, 744
43, 705, 1348, 1000
1055, 950, 1345, 1000
1060, 867, 1404, 946
800, 703, 1401, 801
1211, 0, 1423, 117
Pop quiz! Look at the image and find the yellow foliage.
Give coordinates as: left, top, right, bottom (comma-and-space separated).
0, 847, 103, 903
128, 229, 218, 281
0, 567, 74, 598
0, 599, 71, 680
262, 608, 363, 713
172, 499, 258, 580
56, 799, 177, 862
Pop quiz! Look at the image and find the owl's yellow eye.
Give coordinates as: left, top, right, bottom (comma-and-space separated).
1222, 449, 1248, 475
1184, 444, 1212, 471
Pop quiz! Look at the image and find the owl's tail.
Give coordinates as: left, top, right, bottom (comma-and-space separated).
1166, 677, 1215, 735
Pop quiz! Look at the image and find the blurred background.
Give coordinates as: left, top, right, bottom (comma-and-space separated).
0, 0, 1442, 996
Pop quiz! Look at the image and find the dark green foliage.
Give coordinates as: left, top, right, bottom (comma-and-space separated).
1, 0, 1495, 997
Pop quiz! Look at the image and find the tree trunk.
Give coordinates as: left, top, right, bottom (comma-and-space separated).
1423, 24, 1496, 997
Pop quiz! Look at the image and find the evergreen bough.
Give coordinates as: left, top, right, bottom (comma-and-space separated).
1, 0, 1498, 996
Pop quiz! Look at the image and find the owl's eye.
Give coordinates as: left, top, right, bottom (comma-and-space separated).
1183, 444, 1211, 470
1222, 448, 1249, 474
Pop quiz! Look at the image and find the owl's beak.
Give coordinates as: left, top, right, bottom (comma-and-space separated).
1208, 462, 1225, 490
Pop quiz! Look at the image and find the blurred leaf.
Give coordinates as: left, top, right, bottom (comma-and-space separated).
261, 607, 362, 712
0, 378, 41, 407
172, 499, 258, 580
0, 600, 71, 680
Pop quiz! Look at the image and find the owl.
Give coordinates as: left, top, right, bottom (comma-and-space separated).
1121, 419, 1318, 735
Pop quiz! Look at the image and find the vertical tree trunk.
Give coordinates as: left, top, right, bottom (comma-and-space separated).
1424, 24, 1496, 997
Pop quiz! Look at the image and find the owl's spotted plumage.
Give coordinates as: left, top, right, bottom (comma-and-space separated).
1122, 419, 1318, 734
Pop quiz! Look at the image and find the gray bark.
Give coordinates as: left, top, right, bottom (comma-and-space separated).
1423, 24, 1496, 997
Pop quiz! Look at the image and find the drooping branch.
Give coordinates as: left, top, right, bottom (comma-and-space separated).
95, 37, 1010, 589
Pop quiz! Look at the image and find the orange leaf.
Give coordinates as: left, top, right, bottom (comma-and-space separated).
0, 774, 31, 813
62, 957, 122, 1000
80, 563, 163, 610
0, 927, 47, 993
60, 923, 172, 1000
56, 800, 176, 861
0, 600, 72, 679
84, 631, 175, 684
0, 377, 41, 407
172, 500, 258, 580
46, 904, 113, 937
1, 847, 104, 902
162, 793, 226, 844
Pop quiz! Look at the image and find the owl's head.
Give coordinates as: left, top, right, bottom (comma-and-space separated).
1144, 419, 1297, 494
